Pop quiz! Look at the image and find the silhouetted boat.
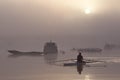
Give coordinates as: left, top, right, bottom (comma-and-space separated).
63, 59, 103, 66
8, 50, 43, 56
104, 43, 120, 50
64, 61, 86, 66
8, 50, 21, 55
8, 41, 58, 56
72, 48, 102, 53
43, 41, 58, 54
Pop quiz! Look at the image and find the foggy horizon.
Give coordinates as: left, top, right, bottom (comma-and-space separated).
1, 1, 120, 80
0, 0, 120, 38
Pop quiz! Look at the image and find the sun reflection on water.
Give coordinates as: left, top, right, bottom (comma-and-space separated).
85, 75, 91, 80
74, 74, 92, 80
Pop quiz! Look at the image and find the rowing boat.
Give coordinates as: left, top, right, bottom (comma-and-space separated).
63, 61, 86, 66
63, 59, 104, 66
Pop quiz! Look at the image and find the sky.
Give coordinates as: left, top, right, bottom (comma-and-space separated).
0, 0, 120, 38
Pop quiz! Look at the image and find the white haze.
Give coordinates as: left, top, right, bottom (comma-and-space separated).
0, 0, 120, 40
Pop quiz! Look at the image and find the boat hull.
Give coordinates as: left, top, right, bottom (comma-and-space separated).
8, 50, 43, 56
63, 62, 86, 66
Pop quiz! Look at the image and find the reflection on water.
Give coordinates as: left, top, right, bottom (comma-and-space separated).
44, 52, 58, 64
77, 63, 84, 74
1, 41, 120, 80
85, 75, 91, 80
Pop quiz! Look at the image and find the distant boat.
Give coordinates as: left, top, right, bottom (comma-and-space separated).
43, 41, 58, 54
8, 41, 58, 56
8, 50, 21, 54
72, 48, 102, 53
104, 43, 120, 50
8, 50, 43, 56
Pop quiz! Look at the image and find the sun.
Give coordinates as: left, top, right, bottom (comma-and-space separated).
84, 8, 91, 14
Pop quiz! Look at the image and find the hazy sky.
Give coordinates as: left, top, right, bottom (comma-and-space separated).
0, 0, 120, 37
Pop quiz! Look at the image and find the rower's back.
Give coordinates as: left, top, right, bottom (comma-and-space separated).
77, 52, 83, 63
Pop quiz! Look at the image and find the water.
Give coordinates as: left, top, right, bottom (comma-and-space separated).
0, 37, 120, 80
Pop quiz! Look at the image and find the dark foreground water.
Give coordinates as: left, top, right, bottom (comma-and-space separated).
0, 38, 120, 80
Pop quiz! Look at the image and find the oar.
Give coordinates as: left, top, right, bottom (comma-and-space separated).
70, 59, 106, 63
53, 59, 76, 62
84, 59, 106, 63
53, 58, 106, 64
85, 64, 107, 67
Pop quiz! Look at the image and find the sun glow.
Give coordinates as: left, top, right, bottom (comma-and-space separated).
34, 0, 97, 16
62, 0, 95, 14
84, 8, 92, 14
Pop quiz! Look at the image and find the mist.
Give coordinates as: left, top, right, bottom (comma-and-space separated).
0, 0, 120, 40
1, 1, 120, 80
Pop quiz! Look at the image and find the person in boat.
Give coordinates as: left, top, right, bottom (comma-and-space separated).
77, 52, 84, 74
77, 52, 83, 63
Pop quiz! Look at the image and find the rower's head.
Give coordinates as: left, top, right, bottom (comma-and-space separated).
79, 52, 82, 55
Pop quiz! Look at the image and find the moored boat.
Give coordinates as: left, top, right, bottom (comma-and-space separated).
43, 41, 58, 54
8, 50, 43, 56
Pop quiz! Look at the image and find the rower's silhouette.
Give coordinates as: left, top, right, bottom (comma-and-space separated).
77, 52, 83, 63
77, 52, 84, 74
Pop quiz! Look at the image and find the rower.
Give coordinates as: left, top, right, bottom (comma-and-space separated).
77, 52, 84, 74
77, 52, 83, 63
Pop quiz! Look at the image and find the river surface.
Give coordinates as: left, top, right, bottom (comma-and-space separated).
0, 38, 120, 80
